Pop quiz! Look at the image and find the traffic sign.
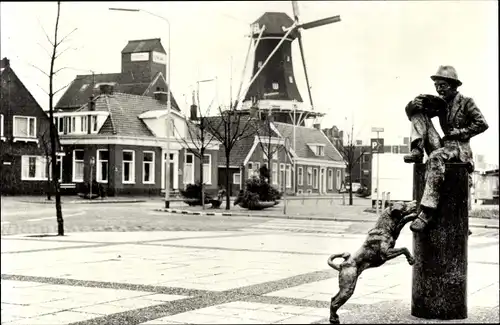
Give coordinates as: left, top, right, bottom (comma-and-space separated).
371, 138, 384, 154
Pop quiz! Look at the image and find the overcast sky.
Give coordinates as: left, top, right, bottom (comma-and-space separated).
1, 1, 498, 164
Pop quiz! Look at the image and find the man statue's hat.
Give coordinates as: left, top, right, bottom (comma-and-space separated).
430, 65, 462, 86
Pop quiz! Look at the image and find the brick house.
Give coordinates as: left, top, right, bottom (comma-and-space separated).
55, 38, 178, 112
0, 57, 61, 195
215, 115, 345, 195
52, 86, 220, 196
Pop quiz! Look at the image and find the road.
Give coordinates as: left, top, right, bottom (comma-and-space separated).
1, 199, 498, 238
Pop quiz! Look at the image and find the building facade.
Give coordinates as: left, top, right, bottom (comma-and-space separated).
53, 87, 220, 196
0, 57, 62, 195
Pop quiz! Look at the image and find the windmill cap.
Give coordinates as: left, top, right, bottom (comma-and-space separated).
430, 65, 462, 86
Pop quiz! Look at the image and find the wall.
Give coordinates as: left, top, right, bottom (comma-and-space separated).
0, 66, 54, 195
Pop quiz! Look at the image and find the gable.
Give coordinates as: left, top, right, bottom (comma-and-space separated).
121, 38, 166, 54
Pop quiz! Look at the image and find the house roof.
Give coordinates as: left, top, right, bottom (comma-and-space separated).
273, 122, 344, 162
55, 71, 180, 110
121, 38, 166, 54
76, 92, 181, 137
252, 12, 298, 38
205, 115, 259, 167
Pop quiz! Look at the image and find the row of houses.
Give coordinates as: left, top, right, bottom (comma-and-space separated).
0, 39, 346, 196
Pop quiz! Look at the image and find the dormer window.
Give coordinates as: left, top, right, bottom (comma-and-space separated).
80, 84, 89, 92
307, 143, 325, 156
94, 82, 117, 89
316, 146, 325, 156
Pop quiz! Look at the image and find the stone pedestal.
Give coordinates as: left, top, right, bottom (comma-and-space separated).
411, 163, 469, 319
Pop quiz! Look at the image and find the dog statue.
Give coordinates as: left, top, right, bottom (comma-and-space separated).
326, 200, 418, 324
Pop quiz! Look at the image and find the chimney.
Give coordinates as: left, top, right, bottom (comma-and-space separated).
154, 91, 168, 103
313, 123, 321, 130
89, 95, 96, 111
189, 91, 198, 121
0, 57, 10, 69
99, 83, 114, 95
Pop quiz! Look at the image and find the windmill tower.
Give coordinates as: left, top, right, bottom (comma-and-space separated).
234, 1, 341, 127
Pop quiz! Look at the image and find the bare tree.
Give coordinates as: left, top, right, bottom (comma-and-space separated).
205, 104, 257, 210
336, 124, 367, 205
33, 2, 78, 235
173, 90, 217, 209
252, 113, 284, 186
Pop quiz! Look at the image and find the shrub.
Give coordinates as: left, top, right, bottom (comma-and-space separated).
235, 176, 282, 209
180, 181, 212, 206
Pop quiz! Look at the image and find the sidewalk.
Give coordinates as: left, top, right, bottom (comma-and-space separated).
1, 228, 498, 324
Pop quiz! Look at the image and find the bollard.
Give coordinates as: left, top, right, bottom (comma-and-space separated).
411, 163, 469, 320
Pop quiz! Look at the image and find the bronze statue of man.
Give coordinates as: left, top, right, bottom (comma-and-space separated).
403, 65, 489, 232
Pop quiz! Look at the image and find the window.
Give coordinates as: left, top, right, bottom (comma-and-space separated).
71, 117, 76, 133
286, 56, 290, 62
81, 116, 88, 133
184, 153, 194, 184
0, 114, 4, 138
362, 153, 369, 163
203, 154, 211, 184
143, 151, 155, 184
65, 117, 72, 133
263, 146, 276, 161
336, 170, 342, 190
316, 145, 325, 156
96, 150, 108, 183
307, 167, 313, 186
21, 156, 47, 180
313, 168, 318, 189
298, 167, 303, 186
55, 155, 63, 182
286, 164, 292, 188
91, 115, 98, 132
328, 169, 334, 190
363, 169, 370, 175
248, 161, 260, 178
272, 162, 278, 185
72, 150, 84, 182
280, 163, 285, 187
80, 84, 89, 92
289, 76, 294, 83
13, 116, 36, 138
233, 173, 241, 185
392, 146, 400, 154
248, 162, 253, 179
122, 150, 135, 184
272, 82, 279, 90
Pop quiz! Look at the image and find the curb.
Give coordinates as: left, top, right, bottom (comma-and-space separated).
155, 208, 500, 229
19, 199, 147, 205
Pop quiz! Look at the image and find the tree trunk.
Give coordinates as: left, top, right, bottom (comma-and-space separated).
199, 152, 205, 210
348, 165, 353, 205
225, 152, 231, 210
49, 1, 64, 236
46, 155, 51, 200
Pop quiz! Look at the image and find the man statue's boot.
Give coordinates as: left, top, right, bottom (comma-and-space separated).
410, 207, 434, 232
404, 140, 424, 163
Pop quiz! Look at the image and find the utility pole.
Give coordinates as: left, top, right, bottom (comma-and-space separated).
371, 127, 384, 216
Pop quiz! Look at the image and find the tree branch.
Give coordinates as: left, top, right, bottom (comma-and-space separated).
37, 17, 54, 47
29, 63, 50, 78
56, 28, 77, 47
53, 80, 74, 96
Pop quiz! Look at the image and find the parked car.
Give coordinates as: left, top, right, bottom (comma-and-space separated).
339, 182, 361, 193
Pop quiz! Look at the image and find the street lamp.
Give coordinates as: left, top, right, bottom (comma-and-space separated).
109, 7, 172, 208
371, 127, 384, 216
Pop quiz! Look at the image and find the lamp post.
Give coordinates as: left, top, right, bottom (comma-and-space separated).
109, 7, 172, 208
371, 127, 384, 215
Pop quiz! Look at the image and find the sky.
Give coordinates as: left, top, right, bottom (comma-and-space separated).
1, 1, 498, 164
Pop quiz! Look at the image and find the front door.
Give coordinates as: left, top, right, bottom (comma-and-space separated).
320, 168, 326, 194
162, 151, 178, 191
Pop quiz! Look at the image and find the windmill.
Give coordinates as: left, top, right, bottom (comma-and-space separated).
233, 1, 341, 128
